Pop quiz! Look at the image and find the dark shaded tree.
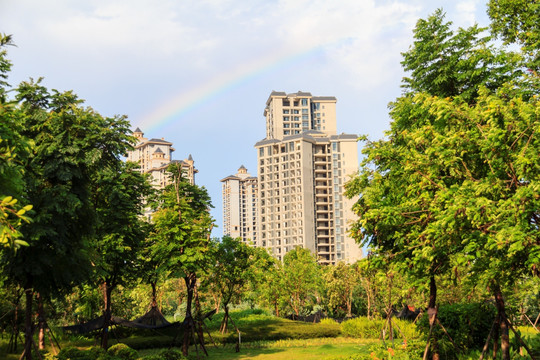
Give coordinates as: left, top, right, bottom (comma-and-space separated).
91, 161, 153, 348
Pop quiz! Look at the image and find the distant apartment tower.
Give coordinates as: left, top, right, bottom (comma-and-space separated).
221, 166, 258, 244
255, 91, 362, 264
127, 128, 197, 187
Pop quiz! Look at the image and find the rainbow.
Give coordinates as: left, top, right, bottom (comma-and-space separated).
133, 41, 341, 134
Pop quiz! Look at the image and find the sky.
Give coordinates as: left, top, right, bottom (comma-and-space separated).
1, 0, 491, 236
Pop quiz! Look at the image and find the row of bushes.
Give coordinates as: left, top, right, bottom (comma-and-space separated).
53, 344, 187, 360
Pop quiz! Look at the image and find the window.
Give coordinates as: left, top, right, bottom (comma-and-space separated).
284, 130, 290, 135
284, 123, 290, 128
284, 116, 289, 121
294, 116, 299, 121
259, 148, 264, 157
301, 98, 308, 106
302, 108, 308, 114
293, 109, 299, 114
283, 109, 289, 114
283, 99, 290, 106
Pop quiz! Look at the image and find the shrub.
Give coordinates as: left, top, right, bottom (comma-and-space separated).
416, 302, 496, 358
157, 349, 187, 360
320, 318, 338, 325
341, 317, 420, 341
140, 349, 187, 360
336, 340, 425, 360
56, 346, 107, 360
341, 317, 385, 339
107, 343, 138, 360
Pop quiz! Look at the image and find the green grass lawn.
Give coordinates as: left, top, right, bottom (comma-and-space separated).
137, 338, 377, 360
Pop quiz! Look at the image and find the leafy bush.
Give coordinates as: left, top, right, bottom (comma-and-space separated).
338, 340, 425, 359
55, 346, 107, 360
107, 343, 138, 360
416, 302, 496, 359
341, 317, 420, 340
320, 318, 338, 325
341, 317, 385, 339
156, 349, 187, 360
139, 349, 187, 360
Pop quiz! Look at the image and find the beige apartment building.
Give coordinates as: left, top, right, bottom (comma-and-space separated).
220, 166, 258, 244
127, 127, 196, 187
254, 91, 362, 264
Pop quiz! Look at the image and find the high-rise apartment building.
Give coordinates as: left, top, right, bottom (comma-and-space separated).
220, 166, 258, 244
127, 128, 197, 188
254, 91, 362, 264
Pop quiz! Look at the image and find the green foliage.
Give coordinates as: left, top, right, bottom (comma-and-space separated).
205, 236, 261, 309
401, 9, 519, 104
55, 346, 107, 360
323, 262, 359, 318
149, 162, 214, 279
341, 317, 385, 339
106, 343, 138, 360
142, 349, 187, 360
281, 248, 323, 316
320, 318, 338, 325
488, 0, 540, 71
341, 317, 421, 341
417, 302, 496, 356
0, 34, 32, 250
343, 340, 425, 360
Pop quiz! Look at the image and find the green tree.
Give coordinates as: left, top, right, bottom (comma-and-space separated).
323, 262, 359, 318
204, 236, 261, 333
488, 0, 540, 72
90, 161, 153, 349
1, 77, 135, 359
0, 34, 31, 249
281, 248, 322, 317
401, 8, 518, 104
250, 252, 286, 317
151, 162, 214, 356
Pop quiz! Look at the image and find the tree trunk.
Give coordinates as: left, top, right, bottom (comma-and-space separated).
37, 293, 45, 350
101, 281, 113, 349
494, 284, 510, 360
11, 295, 19, 353
182, 273, 196, 356
366, 280, 372, 319
428, 275, 439, 360
151, 282, 157, 308
220, 306, 230, 333
493, 315, 500, 359
24, 283, 33, 360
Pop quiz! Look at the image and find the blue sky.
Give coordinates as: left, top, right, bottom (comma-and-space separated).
1, 0, 491, 236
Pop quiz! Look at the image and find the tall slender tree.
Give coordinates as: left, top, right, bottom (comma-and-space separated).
151, 163, 214, 356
